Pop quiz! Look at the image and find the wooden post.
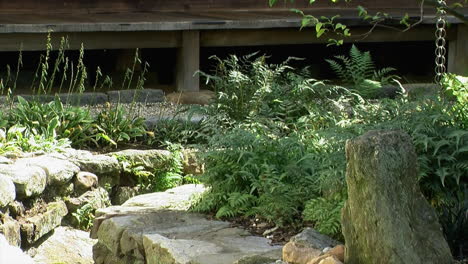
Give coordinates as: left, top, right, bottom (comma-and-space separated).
448, 24, 468, 76
176, 30, 200, 92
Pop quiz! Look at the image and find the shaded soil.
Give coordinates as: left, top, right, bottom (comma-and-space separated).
228, 217, 303, 246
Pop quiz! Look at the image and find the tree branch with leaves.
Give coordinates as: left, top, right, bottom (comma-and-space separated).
269, 0, 468, 45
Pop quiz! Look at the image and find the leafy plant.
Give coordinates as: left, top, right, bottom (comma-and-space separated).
152, 143, 184, 191
192, 128, 318, 226
303, 195, 344, 239
117, 143, 184, 193
95, 103, 147, 147
326, 45, 399, 98
147, 118, 201, 148
72, 203, 95, 231
9, 96, 97, 148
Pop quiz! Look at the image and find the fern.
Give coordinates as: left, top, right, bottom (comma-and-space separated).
303, 196, 344, 239
326, 45, 399, 98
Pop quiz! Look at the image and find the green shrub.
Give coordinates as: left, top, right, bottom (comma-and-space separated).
194, 53, 465, 254
192, 128, 318, 226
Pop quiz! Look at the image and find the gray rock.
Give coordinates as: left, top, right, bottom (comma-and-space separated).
107, 149, 171, 169
107, 89, 164, 104
27, 226, 96, 264
58, 92, 108, 106
92, 184, 282, 264
65, 187, 110, 215
0, 156, 12, 165
93, 242, 144, 264
74, 171, 99, 193
122, 184, 205, 210
0, 176, 15, 207
0, 234, 34, 264
0, 156, 13, 164
404, 83, 440, 99
0, 96, 8, 104
16, 156, 80, 185
111, 186, 139, 205
15, 94, 55, 104
94, 184, 205, 219
66, 149, 121, 177
0, 164, 47, 198
20, 201, 68, 245
8, 201, 25, 219
47, 182, 75, 198
0, 214, 21, 247
182, 149, 204, 175
342, 130, 453, 264
144, 114, 205, 130
290, 228, 338, 250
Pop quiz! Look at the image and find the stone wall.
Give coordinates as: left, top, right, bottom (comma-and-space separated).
0, 147, 196, 250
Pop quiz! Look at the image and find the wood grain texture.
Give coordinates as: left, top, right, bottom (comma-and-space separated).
0, 0, 424, 14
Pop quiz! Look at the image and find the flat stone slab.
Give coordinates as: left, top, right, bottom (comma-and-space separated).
92, 184, 282, 264
27, 226, 96, 264
64, 149, 121, 176
0, 234, 34, 264
16, 155, 80, 185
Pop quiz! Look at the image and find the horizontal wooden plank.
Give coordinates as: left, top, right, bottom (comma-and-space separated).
0, 0, 422, 14
0, 31, 181, 51
200, 25, 457, 47
0, 24, 457, 52
0, 9, 464, 34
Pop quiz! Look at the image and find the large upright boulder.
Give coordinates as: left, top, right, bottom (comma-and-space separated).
342, 130, 452, 264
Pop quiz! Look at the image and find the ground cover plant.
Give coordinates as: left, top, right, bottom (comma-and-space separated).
190, 51, 467, 259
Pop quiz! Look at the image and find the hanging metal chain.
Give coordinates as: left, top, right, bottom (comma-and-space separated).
435, 0, 448, 84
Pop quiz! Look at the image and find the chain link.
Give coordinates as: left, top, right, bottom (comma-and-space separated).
435, 0, 447, 84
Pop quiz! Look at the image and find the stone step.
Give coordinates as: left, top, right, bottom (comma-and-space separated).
92, 184, 282, 264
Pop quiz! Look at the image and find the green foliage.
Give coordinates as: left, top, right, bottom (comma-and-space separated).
95, 104, 147, 147
326, 45, 398, 98
193, 53, 466, 254
303, 195, 344, 239
118, 144, 185, 193
9, 96, 97, 148
71, 203, 95, 230
0, 125, 70, 154
152, 144, 184, 191
442, 73, 467, 128
147, 118, 201, 148
192, 129, 317, 226
437, 189, 468, 258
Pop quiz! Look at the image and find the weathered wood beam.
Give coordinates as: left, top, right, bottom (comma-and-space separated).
0, 31, 180, 51
176, 30, 200, 92
200, 25, 457, 47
